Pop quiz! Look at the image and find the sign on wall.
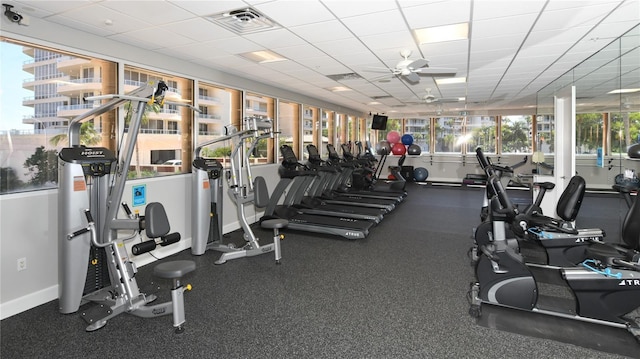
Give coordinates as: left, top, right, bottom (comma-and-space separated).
132, 184, 146, 207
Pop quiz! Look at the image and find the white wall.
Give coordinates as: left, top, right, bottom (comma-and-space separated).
0, 164, 281, 319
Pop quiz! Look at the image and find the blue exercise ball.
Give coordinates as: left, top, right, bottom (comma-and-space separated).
401, 134, 414, 146
414, 167, 429, 182
375, 140, 391, 155
407, 144, 421, 155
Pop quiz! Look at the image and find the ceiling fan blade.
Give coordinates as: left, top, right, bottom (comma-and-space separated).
404, 72, 420, 83
407, 58, 428, 70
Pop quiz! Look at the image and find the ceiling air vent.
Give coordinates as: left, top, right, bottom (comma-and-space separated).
326, 73, 363, 81
207, 8, 279, 35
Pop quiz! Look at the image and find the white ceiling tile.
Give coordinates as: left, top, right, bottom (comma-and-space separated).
288, 20, 353, 43
254, 0, 335, 27
359, 31, 417, 52
321, 0, 398, 18
97, 1, 196, 24
168, 0, 248, 16
403, 1, 471, 29
162, 18, 237, 42
244, 28, 306, 49
341, 9, 408, 37
472, 13, 538, 39
472, 0, 546, 21
313, 37, 371, 57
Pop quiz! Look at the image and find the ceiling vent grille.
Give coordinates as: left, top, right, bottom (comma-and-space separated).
207, 8, 279, 35
326, 73, 363, 81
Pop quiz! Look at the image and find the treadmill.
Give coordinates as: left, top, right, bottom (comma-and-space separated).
280, 145, 387, 223
336, 143, 407, 201
260, 146, 377, 239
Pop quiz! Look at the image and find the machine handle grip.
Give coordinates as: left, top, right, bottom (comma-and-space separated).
131, 240, 157, 255
159, 232, 181, 246
122, 202, 132, 216
84, 209, 94, 224
68, 227, 90, 239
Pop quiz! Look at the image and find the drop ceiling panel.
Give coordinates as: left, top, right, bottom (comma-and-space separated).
254, 0, 336, 27
313, 37, 371, 57
168, 0, 248, 16
161, 18, 237, 43
321, 0, 398, 18
403, 1, 471, 29
288, 20, 353, 43
244, 28, 306, 49
341, 10, 408, 37
99, 1, 195, 25
472, 0, 546, 20
359, 31, 418, 51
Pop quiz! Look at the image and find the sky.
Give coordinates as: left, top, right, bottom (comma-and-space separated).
0, 41, 35, 131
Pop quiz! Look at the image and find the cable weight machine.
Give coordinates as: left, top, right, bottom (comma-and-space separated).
192, 117, 285, 264
58, 82, 199, 332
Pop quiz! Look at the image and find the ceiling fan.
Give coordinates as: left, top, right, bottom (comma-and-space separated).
406, 88, 464, 104
364, 50, 457, 84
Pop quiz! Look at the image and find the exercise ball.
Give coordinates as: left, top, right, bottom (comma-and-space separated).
401, 134, 414, 146
376, 140, 391, 155
407, 144, 421, 155
386, 131, 401, 144
628, 143, 640, 158
391, 142, 407, 155
414, 167, 429, 182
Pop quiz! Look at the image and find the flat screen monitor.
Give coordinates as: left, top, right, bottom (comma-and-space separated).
371, 114, 388, 130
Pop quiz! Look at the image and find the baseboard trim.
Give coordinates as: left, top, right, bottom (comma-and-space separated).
1, 285, 58, 320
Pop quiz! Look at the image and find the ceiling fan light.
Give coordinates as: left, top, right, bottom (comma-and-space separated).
415, 23, 468, 44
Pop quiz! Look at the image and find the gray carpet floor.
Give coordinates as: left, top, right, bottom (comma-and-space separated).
1, 183, 638, 358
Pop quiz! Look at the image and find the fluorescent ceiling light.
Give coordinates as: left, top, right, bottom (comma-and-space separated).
415, 23, 469, 44
368, 101, 381, 105
436, 77, 466, 85
239, 50, 288, 63
328, 86, 352, 92
608, 88, 640, 94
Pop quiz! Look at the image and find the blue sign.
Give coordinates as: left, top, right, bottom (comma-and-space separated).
132, 185, 146, 206
596, 147, 603, 168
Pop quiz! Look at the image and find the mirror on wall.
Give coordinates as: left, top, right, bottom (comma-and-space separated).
536, 23, 640, 239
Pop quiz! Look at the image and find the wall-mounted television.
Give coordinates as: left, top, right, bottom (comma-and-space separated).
371, 114, 388, 130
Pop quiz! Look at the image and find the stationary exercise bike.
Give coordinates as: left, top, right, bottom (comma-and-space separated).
472, 147, 606, 267
468, 171, 640, 342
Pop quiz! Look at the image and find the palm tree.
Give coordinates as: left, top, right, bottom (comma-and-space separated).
49, 121, 102, 147
124, 101, 160, 178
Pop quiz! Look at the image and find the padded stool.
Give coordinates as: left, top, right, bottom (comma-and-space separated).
153, 260, 196, 333
261, 219, 288, 264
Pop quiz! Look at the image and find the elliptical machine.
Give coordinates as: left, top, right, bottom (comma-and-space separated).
468, 168, 640, 342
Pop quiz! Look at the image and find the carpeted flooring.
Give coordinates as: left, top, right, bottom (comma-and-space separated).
1, 183, 637, 358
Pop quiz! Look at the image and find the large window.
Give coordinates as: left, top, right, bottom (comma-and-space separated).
500, 115, 531, 154
404, 118, 430, 153
245, 92, 274, 164
434, 117, 464, 153
302, 105, 318, 160
1, 38, 116, 194
123, 65, 193, 178
278, 100, 300, 160
576, 113, 604, 155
